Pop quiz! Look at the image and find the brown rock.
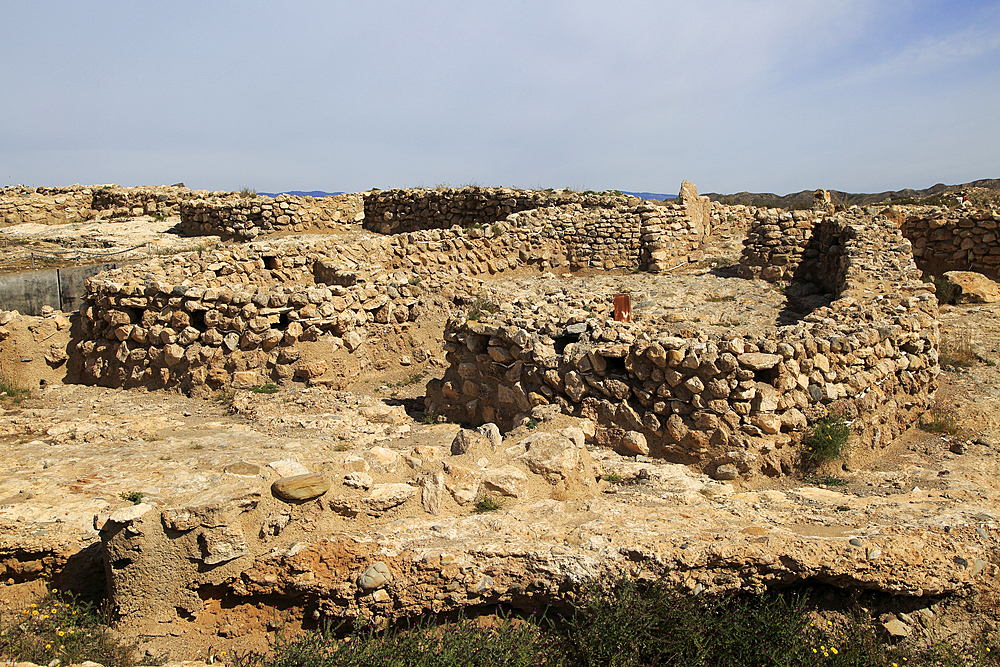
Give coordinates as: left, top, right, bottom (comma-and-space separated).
942, 271, 1000, 303
271, 473, 331, 502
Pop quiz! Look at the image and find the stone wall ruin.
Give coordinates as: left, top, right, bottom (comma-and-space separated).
426, 210, 939, 479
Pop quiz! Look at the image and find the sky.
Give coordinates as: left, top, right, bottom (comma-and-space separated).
2, 0, 999, 195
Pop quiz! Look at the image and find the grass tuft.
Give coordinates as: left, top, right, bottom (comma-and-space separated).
473, 491, 504, 514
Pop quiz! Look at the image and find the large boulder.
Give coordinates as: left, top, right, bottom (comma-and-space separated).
942, 271, 1000, 304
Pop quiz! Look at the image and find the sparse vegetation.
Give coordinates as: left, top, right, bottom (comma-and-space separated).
393, 372, 425, 388
940, 330, 975, 367
526, 418, 538, 429
0, 374, 30, 403
933, 276, 961, 305
803, 473, 848, 487
0, 587, 137, 667
250, 383, 280, 394
706, 294, 736, 302
117, 491, 144, 505
466, 296, 499, 322
239, 186, 257, 199
223, 576, 1000, 666
473, 491, 504, 513
602, 472, 623, 483
920, 408, 961, 435
801, 412, 849, 467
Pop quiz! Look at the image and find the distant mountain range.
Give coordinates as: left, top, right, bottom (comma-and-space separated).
622, 191, 676, 201
257, 190, 345, 198
704, 179, 1000, 209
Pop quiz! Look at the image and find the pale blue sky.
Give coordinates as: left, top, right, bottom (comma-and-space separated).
2, 0, 998, 195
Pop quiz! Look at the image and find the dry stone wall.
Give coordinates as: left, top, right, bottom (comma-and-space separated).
0, 185, 196, 226
902, 204, 1000, 279
75, 227, 562, 395
362, 187, 629, 235
364, 183, 714, 272
179, 193, 363, 241
426, 211, 939, 479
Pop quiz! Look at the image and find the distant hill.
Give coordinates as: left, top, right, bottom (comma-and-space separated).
258, 189, 678, 200
704, 179, 1000, 209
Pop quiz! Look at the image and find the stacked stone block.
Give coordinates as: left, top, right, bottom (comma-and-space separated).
426, 211, 939, 478
903, 205, 1000, 279
362, 187, 635, 235
179, 193, 363, 241
75, 227, 563, 394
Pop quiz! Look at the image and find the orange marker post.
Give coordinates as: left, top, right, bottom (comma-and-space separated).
613, 294, 631, 322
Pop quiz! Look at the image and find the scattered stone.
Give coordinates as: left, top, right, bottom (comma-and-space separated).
364, 483, 417, 511
713, 464, 739, 481
343, 472, 373, 490
882, 618, 911, 638
418, 472, 444, 515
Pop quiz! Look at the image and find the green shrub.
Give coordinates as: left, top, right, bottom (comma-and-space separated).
256, 609, 566, 667
801, 412, 849, 466
473, 492, 504, 514
230, 575, 998, 667
117, 491, 143, 505
250, 383, 280, 394
920, 408, 961, 435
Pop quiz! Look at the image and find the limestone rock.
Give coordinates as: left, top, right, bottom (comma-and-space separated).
621, 431, 649, 456
482, 466, 529, 497
942, 271, 1000, 303
738, 353, 782, 371
364, 483, 417, 512
713, 464, 740, 481
199, 524, 250, 565
357, 562, 392, 591
418, 471, 444, 515
882, 618, 911, 638
269, 459, 309, 477
344, 472, 373, 490
365, 446, 400, 472
451, 428, 492, 456
444, 462, 481, 505
272, 473, 331, 502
